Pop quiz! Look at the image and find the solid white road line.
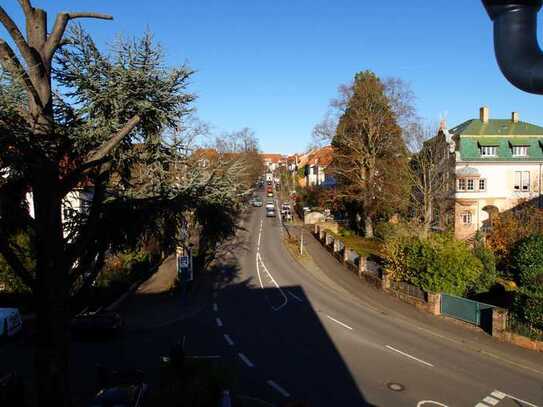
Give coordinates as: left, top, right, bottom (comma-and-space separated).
238, 353, 255, 368
385, 345, 434, 368
224, 334, 234, 346
287, 290, 303, 302
213, 303, 218, 312
267, 380, 291, 397
257, 252, 288, 311
216, 317, 223, 327
326, 315, 353, 330
500, 391, 539, 407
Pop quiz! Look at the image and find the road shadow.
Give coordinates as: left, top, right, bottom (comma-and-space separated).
211, 261, 377, 407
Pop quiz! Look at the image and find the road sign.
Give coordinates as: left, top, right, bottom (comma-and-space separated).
177, 253, 193, 283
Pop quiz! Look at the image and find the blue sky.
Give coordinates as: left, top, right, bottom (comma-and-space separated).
3, 1, 543, 153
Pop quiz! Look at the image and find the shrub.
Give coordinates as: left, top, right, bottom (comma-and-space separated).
512, 234, 543, 297
97, 249, 153, 289
384, 233, 483, 296
471, 243, 498, 294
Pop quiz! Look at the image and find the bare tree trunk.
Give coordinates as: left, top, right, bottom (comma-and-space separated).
364, 215, 374, 239
32, 168, 72, 407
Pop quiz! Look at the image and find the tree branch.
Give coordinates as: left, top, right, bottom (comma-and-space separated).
0, 6, 37, 68
17, 0, 32, 17
0, 39, 43, 110
85, 115, 141, 165
46, 12, 113, 60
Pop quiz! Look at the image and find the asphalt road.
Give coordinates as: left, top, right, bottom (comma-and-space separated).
210, 192, 543, 406
2, 191, 543, 406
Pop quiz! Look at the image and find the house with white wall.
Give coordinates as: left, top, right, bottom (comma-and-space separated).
445, 106, 543, 239
303, 146, 335, 188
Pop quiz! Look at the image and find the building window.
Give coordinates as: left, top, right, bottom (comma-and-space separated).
467, 179, 475, 191
479, 179, 487, 191
457, 178, 466, 191
480, 146, 497, 157
461, 211, 472, 225
512, 146, 528, 157
514, 171, 530, 192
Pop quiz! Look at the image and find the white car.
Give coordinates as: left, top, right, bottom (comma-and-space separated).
0, 308, 22, 338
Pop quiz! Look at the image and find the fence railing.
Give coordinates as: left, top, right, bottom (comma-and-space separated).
390, 281, 426, 301
507, 315, 543, 341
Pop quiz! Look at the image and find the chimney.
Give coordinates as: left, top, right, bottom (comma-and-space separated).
512, 111, 519, 123
480, 106, 489, 123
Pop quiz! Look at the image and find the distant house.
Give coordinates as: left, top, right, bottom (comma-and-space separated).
192, 148, 219, 169
431, 106, 543, 239
260, 153, 285, 172
303, 146, 335, 188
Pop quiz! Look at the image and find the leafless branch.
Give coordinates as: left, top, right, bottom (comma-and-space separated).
17, 0, 32, 17
0, 39, 43, 110
46, 12, 113, 60
0, 6, 38, 68
85, 115, 141, 165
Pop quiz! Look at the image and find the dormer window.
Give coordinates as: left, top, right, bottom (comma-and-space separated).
512, 145, 528, 157
480, 146, 497, 157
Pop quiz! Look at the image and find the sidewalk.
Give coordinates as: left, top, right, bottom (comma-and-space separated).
118, 255, 212, 331
285, 223, 543, 373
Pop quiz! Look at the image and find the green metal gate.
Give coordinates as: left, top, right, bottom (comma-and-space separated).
441, 294, 494, 327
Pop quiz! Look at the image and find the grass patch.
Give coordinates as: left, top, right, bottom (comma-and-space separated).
323, 228, 383, 258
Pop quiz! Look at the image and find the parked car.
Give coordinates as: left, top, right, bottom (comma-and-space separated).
266, 208, 276, 217
0, 308, 22, 338
90, 366, 148, 407
71, 311, 123, 339
253, 197, 263, 207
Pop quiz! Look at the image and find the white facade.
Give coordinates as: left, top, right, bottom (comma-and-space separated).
306, 164, 326, 187
454, 161, 543, 239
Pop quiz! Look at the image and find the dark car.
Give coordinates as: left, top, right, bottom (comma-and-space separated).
88, 383, 148, 407
89, 366, 148, 407
71, 311, 123, 339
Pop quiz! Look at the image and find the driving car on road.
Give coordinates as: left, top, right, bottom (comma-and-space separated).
265, 200, 275, 210
266, 208, 276, 217
252, 196, 263, 207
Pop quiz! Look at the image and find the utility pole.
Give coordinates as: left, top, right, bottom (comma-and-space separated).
300, 229, 304, 256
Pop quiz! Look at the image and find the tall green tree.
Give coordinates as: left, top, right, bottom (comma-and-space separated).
0, 2, 221, 405
332, 70, 409, 237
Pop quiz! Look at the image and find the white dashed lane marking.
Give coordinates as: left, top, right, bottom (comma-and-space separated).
238, 353, 255, 368
267, 380, 290, 397
216, 317, 223, 327
223, 334, 234, 346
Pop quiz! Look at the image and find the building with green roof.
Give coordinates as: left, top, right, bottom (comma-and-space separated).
443, 107, 543, 239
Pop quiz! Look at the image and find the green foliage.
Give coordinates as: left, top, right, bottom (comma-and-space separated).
96, 249, 153, 289
0, 233, 33, 294
471, 242, 498, 294
384, 233, 483, 296
509, 234, 543, 328
512, 235, 543, 296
